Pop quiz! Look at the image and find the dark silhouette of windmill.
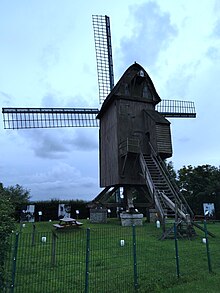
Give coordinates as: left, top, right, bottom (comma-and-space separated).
3, 15, 208, 237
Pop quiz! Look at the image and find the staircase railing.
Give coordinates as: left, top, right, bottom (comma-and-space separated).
148, 142, 194, 218
139, 152, 165, 220
160, 159, 194, 217
159, 191, 187, 219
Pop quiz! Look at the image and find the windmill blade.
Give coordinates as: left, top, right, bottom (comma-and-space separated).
2, 108, 99, 129
92, 15, 114, 104
156, 100, 196, 118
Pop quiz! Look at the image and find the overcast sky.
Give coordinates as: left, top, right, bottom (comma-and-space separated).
1, 0, 220, 201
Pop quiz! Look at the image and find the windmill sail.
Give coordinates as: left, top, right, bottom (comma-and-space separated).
156, 99, 196, 118
2, 98, 196, 130
2, 99, 196, 130
92, 15, 114, 104
2, 108, 99, 129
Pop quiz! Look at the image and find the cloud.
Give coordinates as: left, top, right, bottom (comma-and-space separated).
24, 162, 100, 201
66, 128, 98, 151
26, 163, 80, 184
213, 19, 220, 38
205, 18, 220, 62
117, 1, 177, 70
39, 43, 60, 70
214, 0, 220, 17
164, 60, 201, 98
17, 127, 98, 159
206, 46, 220, 61
32, 132, 70, 159
41, 92, 92, 108
41, 92, 62, 107
0, 91, 13, 105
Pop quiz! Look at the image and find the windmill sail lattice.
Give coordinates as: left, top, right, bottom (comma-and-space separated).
156, 100, 196, 118
92, 15, 114, 104
2, 100, 196, 129
2, 108, 99, 129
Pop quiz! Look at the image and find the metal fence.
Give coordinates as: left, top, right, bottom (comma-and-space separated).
2, 222, 218, 293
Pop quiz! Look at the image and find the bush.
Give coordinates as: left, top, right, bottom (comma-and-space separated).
0, 184, 15, 289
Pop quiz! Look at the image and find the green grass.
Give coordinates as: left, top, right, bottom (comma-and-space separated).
4, 219, 220, 292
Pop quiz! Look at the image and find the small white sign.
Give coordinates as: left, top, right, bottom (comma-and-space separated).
156, 220, 160, 228
203, 203, 215, 217
41, 236, 47, 243
120, 240, 125, 246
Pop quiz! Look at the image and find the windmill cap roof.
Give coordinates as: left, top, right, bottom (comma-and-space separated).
97, 62, 161, 119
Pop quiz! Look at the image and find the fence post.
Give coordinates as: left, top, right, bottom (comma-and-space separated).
51, 231, 57, 266
204, 220, 212, 273
11, 232, 19, 293
31, 224, 36, 246
85, 228, 90, 293
174, 223, 180, 278
132, 225, 138, 290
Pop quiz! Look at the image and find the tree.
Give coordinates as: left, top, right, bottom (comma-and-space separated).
4, 184, 30, 221
177, 165, 220, 217
165, 160, 177, 182
0, 183, 15, 289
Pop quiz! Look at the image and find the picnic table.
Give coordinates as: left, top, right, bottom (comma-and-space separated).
53, 217, 83, 229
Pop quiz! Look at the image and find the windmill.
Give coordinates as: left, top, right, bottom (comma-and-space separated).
2, 15, 203, 237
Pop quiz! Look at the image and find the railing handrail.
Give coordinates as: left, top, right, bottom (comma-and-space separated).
119, 138, 140, 155
119, 138, 140, 148
148, 142, 194, 218
139, 152, 165, 219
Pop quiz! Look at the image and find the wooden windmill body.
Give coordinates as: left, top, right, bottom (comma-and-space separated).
98, 62, 172, 188
2, 15, 204, 237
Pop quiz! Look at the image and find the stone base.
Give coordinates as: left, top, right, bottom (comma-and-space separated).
149, 209, 157, 223
120, 212, 143, 226
90, 208, 107, 223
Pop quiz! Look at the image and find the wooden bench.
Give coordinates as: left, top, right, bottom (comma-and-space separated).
53, 220, 83, 230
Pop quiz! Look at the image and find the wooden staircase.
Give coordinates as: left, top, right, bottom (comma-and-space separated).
139, 152, 195, 238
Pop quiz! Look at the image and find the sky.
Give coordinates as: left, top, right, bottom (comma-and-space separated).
1, 0, 220, 201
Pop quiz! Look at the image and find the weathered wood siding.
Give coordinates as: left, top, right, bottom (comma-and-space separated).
144, 110, 172, 159
100, 98, 153, 187
156, 124, 172, 158
99, 102, 119, 187
117, 99, 150, 185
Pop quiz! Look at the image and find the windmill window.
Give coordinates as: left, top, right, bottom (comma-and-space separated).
139, 70, 145, 77
124, 83, 130, 96
143, 85, 152, 99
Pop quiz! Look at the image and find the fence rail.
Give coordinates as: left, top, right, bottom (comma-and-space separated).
2, 221, 218, 293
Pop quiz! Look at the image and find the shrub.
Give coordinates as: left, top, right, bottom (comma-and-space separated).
0, 183, 15, 289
